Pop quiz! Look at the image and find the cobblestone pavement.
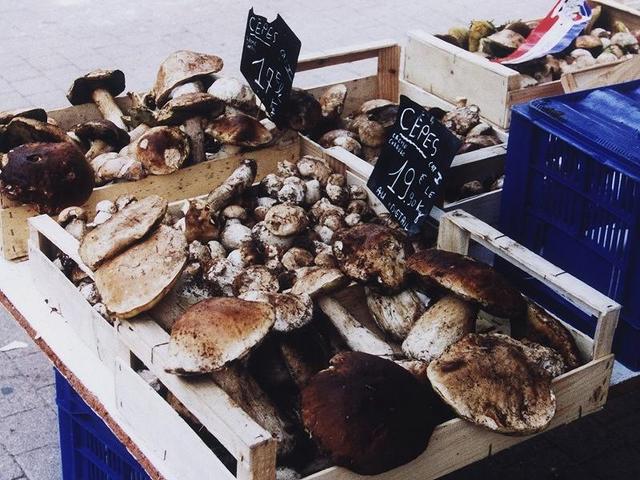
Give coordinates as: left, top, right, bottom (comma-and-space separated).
1, 1, 640, 479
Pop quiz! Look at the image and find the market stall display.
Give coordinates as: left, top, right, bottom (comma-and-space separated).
22, 134, 619, 479
404, 0, 640, 128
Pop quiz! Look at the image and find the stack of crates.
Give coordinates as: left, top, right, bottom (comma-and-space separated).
499, 80, 640, 369
55, 370, 149, 479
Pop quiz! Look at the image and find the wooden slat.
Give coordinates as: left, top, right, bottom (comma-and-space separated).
114, 358, 237, 480
298, 40, 398, 72
437, 210, 621, 358
377, 45, 401, 101
1, 139, 299, 261
561, 55, 640, 93
308, 355, 613, 480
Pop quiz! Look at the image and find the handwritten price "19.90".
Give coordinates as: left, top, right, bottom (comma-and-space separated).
387, 159, 443, 222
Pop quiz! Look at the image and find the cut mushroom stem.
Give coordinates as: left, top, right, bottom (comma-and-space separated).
92, 89, 127, 130
210, 363, 297, 456
317, 297, 396, 357
170, 81, 207, 164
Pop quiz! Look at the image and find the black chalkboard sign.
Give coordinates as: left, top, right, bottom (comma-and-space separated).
367, 95, 462, 234
240, 9, 301, 126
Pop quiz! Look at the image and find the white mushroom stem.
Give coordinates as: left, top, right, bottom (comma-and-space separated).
317, 297, 396, 357
210, 364, 296, 456
170, 80, 207, 164
206, 160, 257, 213
92, 88, 127, 130
86, 138, 114, 161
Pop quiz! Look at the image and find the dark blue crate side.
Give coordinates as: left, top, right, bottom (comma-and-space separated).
55, 370, 150, 480
500, 80, 640, 370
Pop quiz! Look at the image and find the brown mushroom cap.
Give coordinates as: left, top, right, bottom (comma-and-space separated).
366, 103, 399, 129
95, 224, 187, 319
205, 113, 273, 147
240, 291, 314, 332
207, 77, 258, 117
0, 142, 94, 214
165, 297, 275, 374
152, 50, 224, 107
4, 117, 72, 149
319, 84, 347, 120
0, 108, 47, 125
134, 126, 190, 175
302, 352, 440, 475
333, 223, 410, 292
427, 333, 556, 435
79, 195, 168, 270
407, 249, 526, 319
67, 69, 126, 105
526, 302, 583, 370
71, 120, 130, 151
155, 92, 225, 125
282, 88, 322, 133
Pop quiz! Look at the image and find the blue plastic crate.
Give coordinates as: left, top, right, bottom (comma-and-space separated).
55, 370, 150, 480
499, 80, 640, 370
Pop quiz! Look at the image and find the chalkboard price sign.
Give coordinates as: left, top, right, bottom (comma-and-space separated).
240, 9, 301, 125
367, 95, 462, 234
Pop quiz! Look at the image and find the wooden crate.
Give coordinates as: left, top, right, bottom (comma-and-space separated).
404, 0, 640, 129
0, 98, 299, 261
298, 41, 508, 226
24, 135, 619, 480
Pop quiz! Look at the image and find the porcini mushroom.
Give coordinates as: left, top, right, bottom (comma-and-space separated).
94, 224, 187, 318
264, 204, 308, 237
365, 288, 426, 342
79, 195, 168, 270
206, 159, 257, 213
67, 69, 128, 130
427, 333, 556, 435
333, 223, 410, 292
207, 77, 258, 117
206, 112, 273, 148
0, 142, 94, 214
4, 117, 74, 150
302, 352, 440, 475
282, 88, 322, 133
240, 291, 314, 333
71, 120, 130, 160
318, 84, 347, 120
133, 126, 190, 175
402, 295, 477, 363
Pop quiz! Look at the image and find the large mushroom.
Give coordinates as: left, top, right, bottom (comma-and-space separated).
302, 352, 441, 475
427, 333, 557, 435
207, 77, 258, 117
0, 142, 94, 214
333, 223, 410, 292
67, 69, 127, 130
205, 112, 273, 148
151, 51, 224, 164
3, 117, 74, 150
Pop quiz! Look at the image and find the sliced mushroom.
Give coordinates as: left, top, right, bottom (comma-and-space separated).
95, 225, 187, 318
402, 295, 477, 363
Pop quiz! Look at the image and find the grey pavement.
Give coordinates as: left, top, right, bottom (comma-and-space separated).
1, 1, 640, 480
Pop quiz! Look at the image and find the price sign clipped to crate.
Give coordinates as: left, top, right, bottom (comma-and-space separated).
367, 95, 462, 233
241, 8, 301, 126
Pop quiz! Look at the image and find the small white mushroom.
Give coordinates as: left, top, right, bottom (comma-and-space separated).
304, 179, 322, 206
206, 257, 241, 296
319, 212, 345, 232
277, 160, 298, 178
261, 174, 283, 198
347, 199, 370, 217
314, 251, 338, 268
265, 204, 309, 237
221, 220, 252, 250
58, 206, 87, 241
282, 247, 314, 271
345, 213, 361, 227
325, 174, 349, 206
252, 222, 295, 257
310, 198, 345, 222
296, 156, 332, 186
189, 240, 211, 265
278, 177, 306, 205
233, 265, 279, 295
222, 205, 248, 224
349, 185, 368, 201
79, 282, 101, 305
208, 240, 227, 259
314, 224, 334, 244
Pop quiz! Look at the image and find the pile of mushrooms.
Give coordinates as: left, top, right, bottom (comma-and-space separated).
438, 6, 640, 87
55, 155, 583, 476
0, 51, 281, 215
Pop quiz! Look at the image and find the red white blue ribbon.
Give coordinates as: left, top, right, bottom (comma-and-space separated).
499, 0, 592, 65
